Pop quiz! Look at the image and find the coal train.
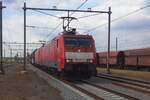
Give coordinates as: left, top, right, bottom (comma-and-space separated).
97, 48, 150, 71
30, 29, 97, 79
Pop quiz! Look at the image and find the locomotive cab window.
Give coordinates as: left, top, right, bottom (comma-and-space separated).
64, 38, 78, 46
64, 38, 93, 47
78, 39, 93, 47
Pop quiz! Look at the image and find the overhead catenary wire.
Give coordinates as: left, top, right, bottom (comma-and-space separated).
55, 0, 62, 8
45, 22, 62, 41
76, 0, 88, 10
101, 0, 113, 10
85, 3, 150, 33
33, 10, 59, 18
26, 25, 56, 30
96, 31, 150, 51
77, 13, 100, 19
44, 0, 90, 41
70, 0, 89, 16
76, 0, 119, 22
30, 10, 61, 41
62, 0, 89, 28
77, 0, 113, 19
3, 41, 42, 57
74, 0, 113, 32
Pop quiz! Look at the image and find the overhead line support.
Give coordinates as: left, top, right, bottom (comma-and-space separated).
107, 7, 112, 74
23, 2, 26, 71
25, 7, 109, 14
0, 1, 6, 75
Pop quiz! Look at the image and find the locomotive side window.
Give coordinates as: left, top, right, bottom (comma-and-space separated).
57, 39, 58, 48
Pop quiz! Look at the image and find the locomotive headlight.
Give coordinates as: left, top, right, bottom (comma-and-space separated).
66, 59, 70, 62
87, 59, 93, 63
66, 59, 72, 62
90, 59, 93, 63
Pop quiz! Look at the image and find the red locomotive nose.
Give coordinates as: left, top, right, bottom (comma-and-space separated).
64, 35, 96, 64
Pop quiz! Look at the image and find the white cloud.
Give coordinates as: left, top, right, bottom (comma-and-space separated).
2, 0, 150, 53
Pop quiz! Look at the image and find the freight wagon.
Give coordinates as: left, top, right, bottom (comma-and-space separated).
97, 48, 150, 71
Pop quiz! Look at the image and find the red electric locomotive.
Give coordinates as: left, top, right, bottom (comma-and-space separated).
32, 28, 97, 79
31, 16, 97, 79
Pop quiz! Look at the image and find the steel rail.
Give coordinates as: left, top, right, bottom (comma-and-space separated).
98, 73, 150, 88
112, 82, 150, 95
81, 80, 139, 100
33, 64, 104, 100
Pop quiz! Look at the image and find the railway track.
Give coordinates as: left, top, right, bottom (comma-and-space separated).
33, 65, 103, 100
98, 73, 150, 85
77, 80, 139, 100
33, 65, 141, 100
97, 73, 150, 94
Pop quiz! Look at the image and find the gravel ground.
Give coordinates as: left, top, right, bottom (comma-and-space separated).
0, 64, 63, 100
97, 68, 150, 81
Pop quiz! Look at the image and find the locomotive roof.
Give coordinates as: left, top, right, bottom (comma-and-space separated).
44, 32, 94, 46
63, 34, 93, 38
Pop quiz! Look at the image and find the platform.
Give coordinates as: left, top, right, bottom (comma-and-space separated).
0, 64, 63, 100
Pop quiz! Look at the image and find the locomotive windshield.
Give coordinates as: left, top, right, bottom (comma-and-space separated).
64, 38, 93, 47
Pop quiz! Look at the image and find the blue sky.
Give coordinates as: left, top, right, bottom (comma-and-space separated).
1, 0, 150, 54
